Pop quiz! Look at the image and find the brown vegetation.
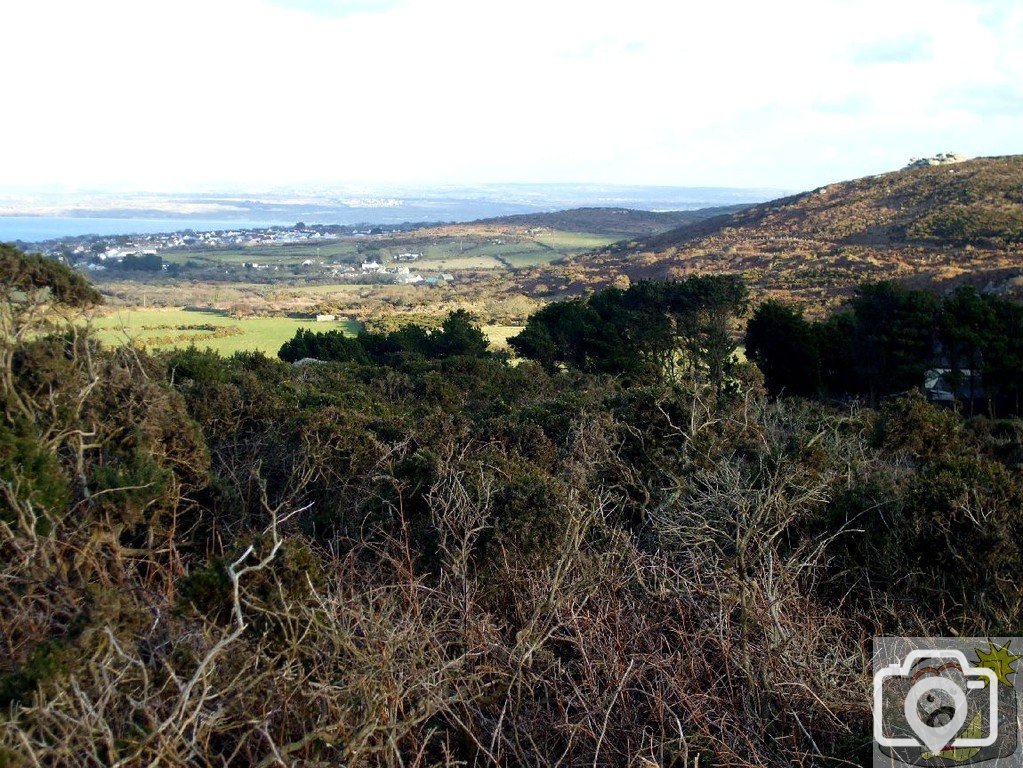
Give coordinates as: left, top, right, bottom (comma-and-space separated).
513, 156, 1023, 314
6, 251, 1023, 765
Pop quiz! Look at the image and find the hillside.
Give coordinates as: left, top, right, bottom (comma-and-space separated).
474, 204, 751, 238
639, 154, 1023, 249
524, 156, 1023, 311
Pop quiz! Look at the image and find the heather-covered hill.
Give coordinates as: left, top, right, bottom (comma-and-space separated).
473, 204, 751, 238
522, 156, 1023, 311
637, 154, 1023, 249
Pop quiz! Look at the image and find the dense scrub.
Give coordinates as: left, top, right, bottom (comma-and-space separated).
4, 251, 1023, 766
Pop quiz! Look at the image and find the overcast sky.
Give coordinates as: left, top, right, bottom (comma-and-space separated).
2, 0, 1020, 192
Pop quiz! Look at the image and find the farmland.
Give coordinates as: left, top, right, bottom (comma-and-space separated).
73, 207, 765, 358
164, 227, 619, 272
88, 308, 360, 356
86, 307, 521, 356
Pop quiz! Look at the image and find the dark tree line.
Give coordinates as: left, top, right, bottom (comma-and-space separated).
509, 275, 748, 392
278, 308, 490, 365
746, 281, 1023, 412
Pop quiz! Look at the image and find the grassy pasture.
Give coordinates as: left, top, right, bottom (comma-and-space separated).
88, 307, 522, 357
162, 241, 362, 266
482, 325, 523, 350
89, 308, 359, 356
537, 231, 617, 251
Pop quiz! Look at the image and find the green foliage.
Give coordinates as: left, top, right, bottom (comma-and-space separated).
0, 640, 72, 707
278, 326, 368, 363
511, 275, 748, 391
747, 281, 1023, 412
178, 538, 326, 627
803, 392, 1023, 631
745, 300, 819, 396
507, 297, 600, 371
89, 444, 174, 528
177, 557, 233, 621
488, 460, 571, 566
849, 281, 939, 396
0, 418, 69, 528
117, 253, 164, 271
0, 243, 101, 307
278, 309, 490, 364
431, 309, 490, 358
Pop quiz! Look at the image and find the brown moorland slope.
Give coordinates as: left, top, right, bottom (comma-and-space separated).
514, 155, 1023, 311
472, 204, 751, 238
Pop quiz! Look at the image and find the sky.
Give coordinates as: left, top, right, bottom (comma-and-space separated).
1, 0, 1021, 192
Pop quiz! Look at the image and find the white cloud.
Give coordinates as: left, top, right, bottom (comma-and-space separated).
0, 0, 1019, 191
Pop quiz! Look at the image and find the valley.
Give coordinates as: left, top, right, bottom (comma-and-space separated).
52, 158, 1023, 360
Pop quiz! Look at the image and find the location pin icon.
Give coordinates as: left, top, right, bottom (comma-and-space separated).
904, 677, 969, 755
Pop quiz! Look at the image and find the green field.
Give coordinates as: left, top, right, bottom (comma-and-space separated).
159, 229, 617, 272
482, 325, 522, 350
90, 308, 359, 356
89, 308, 522, 358
537, 231, 618, 251
416, 232, 616, 269
162, 240, 362, 266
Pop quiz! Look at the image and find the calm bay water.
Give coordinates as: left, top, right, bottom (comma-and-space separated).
0, 204, 532, 242
0, 216, 299, 243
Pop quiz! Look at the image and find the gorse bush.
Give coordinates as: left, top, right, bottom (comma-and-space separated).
3, 248, 1023, 766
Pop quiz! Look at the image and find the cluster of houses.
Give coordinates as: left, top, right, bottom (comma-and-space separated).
37, 226, 462, 288
32, 223, 402, 265
358, 259, 453, 285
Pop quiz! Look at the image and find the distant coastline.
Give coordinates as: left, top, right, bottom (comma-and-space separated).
0, 185, 783, 244
0, 216, 307, 243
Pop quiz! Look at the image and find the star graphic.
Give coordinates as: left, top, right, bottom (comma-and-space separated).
975, 640, 1021, 687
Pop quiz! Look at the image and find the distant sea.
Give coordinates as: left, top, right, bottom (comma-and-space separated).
0, 204, 545, 242
0, 201, 555, 243
0, 216, 323, 243
0, 185, 785, 244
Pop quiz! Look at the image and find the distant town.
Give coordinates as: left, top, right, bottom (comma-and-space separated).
17, 221, 409, 260
12, 221, 465, 286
